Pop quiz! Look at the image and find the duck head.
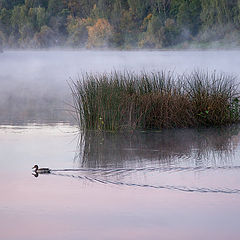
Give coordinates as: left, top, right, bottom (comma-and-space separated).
32, 165, 39, 171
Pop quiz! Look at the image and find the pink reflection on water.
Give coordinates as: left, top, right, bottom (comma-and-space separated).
1, 171, 240, 240
1, 125, 240, 240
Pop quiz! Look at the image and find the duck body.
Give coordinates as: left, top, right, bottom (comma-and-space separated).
32, 165, 51, 174
36, 168, 51, 174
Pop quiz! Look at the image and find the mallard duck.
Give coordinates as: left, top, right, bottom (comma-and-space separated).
32, 165, 51, 174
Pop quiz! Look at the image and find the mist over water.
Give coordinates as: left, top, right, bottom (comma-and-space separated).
0, 50, 240, 124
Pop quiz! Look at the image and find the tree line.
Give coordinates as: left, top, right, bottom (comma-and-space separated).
0, 0, 240, 49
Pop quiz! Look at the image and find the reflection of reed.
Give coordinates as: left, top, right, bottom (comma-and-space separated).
75, 125, 240, 168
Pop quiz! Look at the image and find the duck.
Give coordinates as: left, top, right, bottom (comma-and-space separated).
32, 165, 51, 174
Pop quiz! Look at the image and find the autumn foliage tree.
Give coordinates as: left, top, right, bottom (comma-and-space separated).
67, 16, 92, 47
1, 0, 240, 49
87, 18, 113, 48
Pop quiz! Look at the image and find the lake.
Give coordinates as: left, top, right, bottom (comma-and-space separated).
0, 50, 240, 240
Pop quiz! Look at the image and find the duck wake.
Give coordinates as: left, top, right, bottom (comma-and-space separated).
50, 170, 240, 195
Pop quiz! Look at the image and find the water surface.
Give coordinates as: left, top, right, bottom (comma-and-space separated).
0, 124, 240, 240
1, 50, 240, 240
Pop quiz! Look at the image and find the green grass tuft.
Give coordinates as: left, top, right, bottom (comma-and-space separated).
70, 71, 240, 131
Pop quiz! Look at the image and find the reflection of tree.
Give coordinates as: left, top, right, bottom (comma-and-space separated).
76, 125, 240, 168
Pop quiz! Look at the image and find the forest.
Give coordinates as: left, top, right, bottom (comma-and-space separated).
0, 0, 240, 49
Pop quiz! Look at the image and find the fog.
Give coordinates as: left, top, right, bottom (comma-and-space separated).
0, 50, 240, 124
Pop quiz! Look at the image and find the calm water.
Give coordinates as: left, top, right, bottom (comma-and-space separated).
1, 125, 240, 240
1, 50, 240, 240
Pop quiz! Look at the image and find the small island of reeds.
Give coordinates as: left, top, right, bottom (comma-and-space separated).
70, 71, 240, 131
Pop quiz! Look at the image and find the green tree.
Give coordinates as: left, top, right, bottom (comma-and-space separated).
127, 0, 150, 20
140, 14, 179, 48
67, 0, 96, 18
201, 0, 233, 27
47, 0, 65, 16
150, 0, 171, 21
36, 7, 47, 30
176, 0, 201, 36
236, 0, 240, 24
110, 0, 126, 46
95, 0, 113, 19
11, 5, 28, 29
67, 16, 89, 47
0, 30, 6, 49
0, 8, 11, 36
0, 0, 25, 9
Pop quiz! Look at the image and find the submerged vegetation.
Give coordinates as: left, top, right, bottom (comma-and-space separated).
70, 71, 240, 131
1, 0, 240, 49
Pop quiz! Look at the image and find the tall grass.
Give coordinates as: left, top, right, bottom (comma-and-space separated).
70, 71, 239, 131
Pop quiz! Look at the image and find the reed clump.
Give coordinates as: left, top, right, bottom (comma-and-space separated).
70, 71, 239, 131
